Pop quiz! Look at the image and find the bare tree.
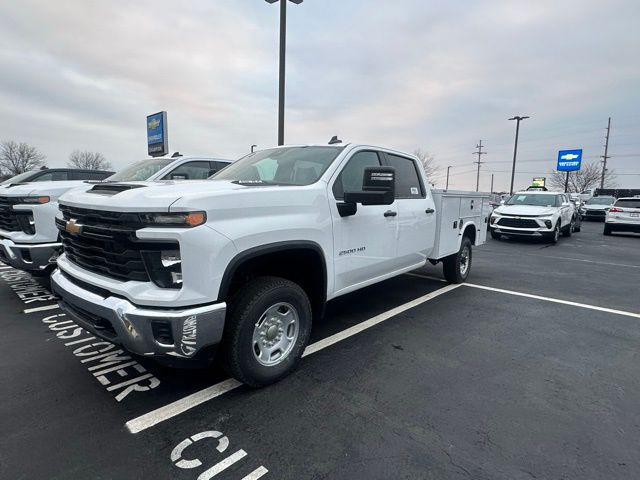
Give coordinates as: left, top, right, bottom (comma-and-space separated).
548, 161, 616, 192
67, 150, 112, 170
0, 140, 46, 175
413, 149, 440, 181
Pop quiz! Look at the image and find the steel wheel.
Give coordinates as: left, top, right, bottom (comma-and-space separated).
252, 302, 299, 366
459, 244, 470, 276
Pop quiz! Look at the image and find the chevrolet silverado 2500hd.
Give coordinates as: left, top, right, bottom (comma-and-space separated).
51, 144, 490, 386
0, 156, 230, 275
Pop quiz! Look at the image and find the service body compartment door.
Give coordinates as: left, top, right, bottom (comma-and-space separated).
432, 195, 461, 258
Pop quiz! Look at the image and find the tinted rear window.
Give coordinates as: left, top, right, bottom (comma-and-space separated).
616, 199, 640, 208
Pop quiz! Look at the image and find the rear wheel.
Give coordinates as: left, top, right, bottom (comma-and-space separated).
443, 236, 472, 283
562, 219, 573, 237
223, 276, 312, 387
603, 224, 613, 236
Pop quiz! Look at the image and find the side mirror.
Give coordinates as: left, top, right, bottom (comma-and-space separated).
344, 166, 395, 206
171, 173, 188, 180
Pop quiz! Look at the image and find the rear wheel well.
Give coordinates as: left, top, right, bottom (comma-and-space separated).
221, 247, 326, 321
462, 224, 476, 244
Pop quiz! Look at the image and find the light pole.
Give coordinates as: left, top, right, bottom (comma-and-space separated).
251, 144, 257, 153
490, 174, 494, 193
446, 166, 451, 190
508, 116, 529, 194
266, 0, 303, 146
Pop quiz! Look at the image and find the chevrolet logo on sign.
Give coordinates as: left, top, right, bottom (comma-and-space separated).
65, 219, 83, 235
148, 118, 160, 130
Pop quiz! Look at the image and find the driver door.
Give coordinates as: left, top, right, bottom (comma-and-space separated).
329, 150, 399, 295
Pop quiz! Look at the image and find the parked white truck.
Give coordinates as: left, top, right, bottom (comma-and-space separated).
0, 155, 230, 275
51, 144, 490, 386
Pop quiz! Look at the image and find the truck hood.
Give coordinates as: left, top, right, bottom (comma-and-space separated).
494, 204, 557, 216
58, 179, 248, 211
0, 180, 90, 199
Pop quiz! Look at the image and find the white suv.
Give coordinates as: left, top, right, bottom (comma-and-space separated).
604, 197, 640, 235
489, 191, 577, 243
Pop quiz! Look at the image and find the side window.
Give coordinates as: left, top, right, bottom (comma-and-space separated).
332, 151, 381, 200
210, 161, 229, 175
386, 154, 423, 198
32, 171, 68, 182
163, 161, 211, 180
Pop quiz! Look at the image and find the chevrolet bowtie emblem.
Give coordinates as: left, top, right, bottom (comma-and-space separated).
65, 218, 83, 235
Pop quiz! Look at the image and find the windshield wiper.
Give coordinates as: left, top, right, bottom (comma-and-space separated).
232, 180, 289, 186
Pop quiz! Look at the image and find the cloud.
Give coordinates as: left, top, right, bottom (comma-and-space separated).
0, 0, 638, 189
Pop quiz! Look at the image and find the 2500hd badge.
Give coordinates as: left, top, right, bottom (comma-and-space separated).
338, 246, 366, 256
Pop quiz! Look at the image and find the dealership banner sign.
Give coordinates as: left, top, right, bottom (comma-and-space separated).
557, 149, 582, 172
147, 111, 168, 157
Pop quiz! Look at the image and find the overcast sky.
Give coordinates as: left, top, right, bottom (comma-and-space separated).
1, 0, 639, 190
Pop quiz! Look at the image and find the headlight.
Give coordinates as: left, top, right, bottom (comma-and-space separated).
13, 196, 50, 205
544, 220, 552, 229
139, 211, 206, 227
141, 248, 182, 289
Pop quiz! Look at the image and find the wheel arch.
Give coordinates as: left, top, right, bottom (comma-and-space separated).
218, 241, 328, 321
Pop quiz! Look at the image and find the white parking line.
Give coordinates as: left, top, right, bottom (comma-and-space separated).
125, 282, 461, 434
482, 248, 640, 270
24, 304, 59, 314
464, 283, 640, 318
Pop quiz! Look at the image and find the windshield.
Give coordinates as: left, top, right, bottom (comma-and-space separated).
585, 196, 615, 205
106, 159, 173, 182
506, 193, 558, 207
0, 170, 37, 185
213, 146, 343, 186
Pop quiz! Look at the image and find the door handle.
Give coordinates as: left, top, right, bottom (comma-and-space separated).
425, 208, 435, 214
384, 210, 397, 217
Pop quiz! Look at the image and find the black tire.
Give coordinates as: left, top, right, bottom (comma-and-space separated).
603, 224, 612, 236
223, 276, 312, 387
562, 220, 572, 237
547, 222, 560, 243
490, 229, 501, 240
443, 236, 472, 284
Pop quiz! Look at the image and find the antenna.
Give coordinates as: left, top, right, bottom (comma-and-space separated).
328, 136, 342, 145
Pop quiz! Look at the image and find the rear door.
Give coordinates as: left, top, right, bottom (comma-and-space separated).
384, 153, 435, 268
329, 150, 399, 294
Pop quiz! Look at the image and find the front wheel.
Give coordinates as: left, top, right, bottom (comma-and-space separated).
223, 276, 312, 387
603, 224, 613, 236
548, 222, 560, 243
443, 236, 472, 283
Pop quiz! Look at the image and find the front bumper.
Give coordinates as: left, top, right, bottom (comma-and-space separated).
50, 268, 227, 361
581, 210, 607, 220
0, 237, 61, 272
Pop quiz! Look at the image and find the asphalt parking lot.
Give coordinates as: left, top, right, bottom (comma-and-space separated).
1, 220, 639, 480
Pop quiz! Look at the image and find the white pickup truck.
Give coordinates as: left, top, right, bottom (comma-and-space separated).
0, 155, 229, 275
51, 144, 490, 386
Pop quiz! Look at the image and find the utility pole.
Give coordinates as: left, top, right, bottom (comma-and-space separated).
473, 140, 486, 192
265, 0, 303, 146
600, 116, 611, 189
490, 174, 494, 193
446, 166, 451, 190
508, 116, 530, 194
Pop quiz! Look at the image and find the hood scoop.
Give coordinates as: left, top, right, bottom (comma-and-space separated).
89, 183, 146, 196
